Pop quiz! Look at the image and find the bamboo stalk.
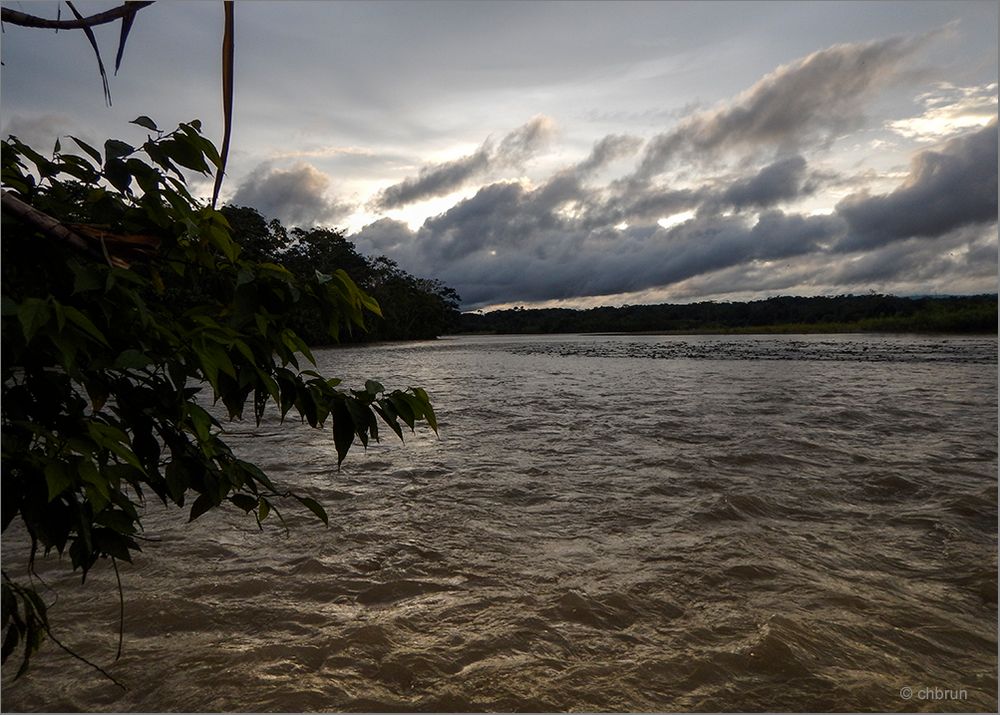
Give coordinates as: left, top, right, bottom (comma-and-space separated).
1, 191, 131, 268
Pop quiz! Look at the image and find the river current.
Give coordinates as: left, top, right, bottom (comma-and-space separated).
2, 333, 997, 712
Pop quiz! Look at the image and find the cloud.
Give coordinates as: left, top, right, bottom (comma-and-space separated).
353, 178, 847, 307
582, 186, 702, 228
575, 134, 644, 176
1, 113, 86, 153
836, 121, 998, 251
888, 82, 998, 142
351, 217, 417, 255
345, 29, 989, 310
632, 33, 935, 181
230, 162, 353, 227
370, 116, 555, 210
351, 119, 993, 309
580, 154, 813, 229
713, 155, 811, 211
350, 122, 995, 309
496, 115, 557, 166
664, 225, 998, 302
371, 148, 492, 210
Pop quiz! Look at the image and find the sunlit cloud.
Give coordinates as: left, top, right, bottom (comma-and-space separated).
888, 82, 998, 141
657, 210, 696, 229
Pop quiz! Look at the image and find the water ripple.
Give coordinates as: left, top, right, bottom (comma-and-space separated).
3, 334, 996, 711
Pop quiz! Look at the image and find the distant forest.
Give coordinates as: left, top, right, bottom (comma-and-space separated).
460, 294, 998, 335
222, 206, 462, 344
212, 213, 999, 341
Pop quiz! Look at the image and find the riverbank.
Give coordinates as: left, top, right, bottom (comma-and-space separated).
459, 294, 998, 336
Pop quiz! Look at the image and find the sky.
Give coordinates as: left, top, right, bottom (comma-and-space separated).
1, 1, 997, 310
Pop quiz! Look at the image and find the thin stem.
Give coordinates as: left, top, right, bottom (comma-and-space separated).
111, 557, 124, 661
45, 629, 127, 691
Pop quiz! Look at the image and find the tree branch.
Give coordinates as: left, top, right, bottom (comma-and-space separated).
2, 190, 92, 254
0, 190, 150, 269
0, 2, 154, 31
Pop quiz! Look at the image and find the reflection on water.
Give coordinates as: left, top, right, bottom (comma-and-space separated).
3, 334, 997, 711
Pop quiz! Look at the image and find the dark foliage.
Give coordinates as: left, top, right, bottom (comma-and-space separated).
1, 124, 438, 674
219, 205, 462, 343
461, 294, 998, 335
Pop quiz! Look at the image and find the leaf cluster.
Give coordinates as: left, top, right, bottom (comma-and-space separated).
219, 207, 463, 343
0, 120, 437, 672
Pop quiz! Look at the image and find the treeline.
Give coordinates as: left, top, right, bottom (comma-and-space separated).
460, 294, 998, 335
221, 206, 461, 344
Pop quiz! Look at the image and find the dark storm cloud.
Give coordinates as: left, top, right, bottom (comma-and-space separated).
352, 121, 994, 309
828, 225, 998, 285
354, 179, 847, 307
419, 182, 542, 262
343, 25, 986, 310
632, 33, 934, 181
465, 210, 842, 305
371, 116, 555, 210
351, 217, 415, 255
231, 163, 353, 227
371, 148, 492, 210
580, 155, 814, 229
581, 186, 702, 229
716, 155, 811, 211
620, 211, 844, 291
835, 122, 998, 250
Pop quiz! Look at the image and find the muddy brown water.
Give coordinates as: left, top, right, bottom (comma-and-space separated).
2, 334, 997, 711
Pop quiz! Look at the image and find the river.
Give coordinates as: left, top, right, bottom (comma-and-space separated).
2, 333, 997, 712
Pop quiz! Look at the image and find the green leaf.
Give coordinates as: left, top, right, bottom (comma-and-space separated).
373, 404, 404, 441
78, 459, 109, 510
51, 301, 66, 333
57, 155, 100, 183
294, 495, 328, 526
159, 137, 209, 174
69, 262, 103, 294
230, 493, 257, 513
358, 291, 382, 318
332, 401, 355, 465
104, 158, 133, 193
68, 136, 103, 164
280, 329, 315, 365
130, 116, 158, 132
44, 463, 74, 502
17, 298, 50, 343
195, 341, 236, 393
410, 387, 438, 433
104, 139, 134, 161
63, 306, 109, 346
95, 507, 139, 534
388, 393, 416, 431
189, 493, 215, 522
344, 399, 372, 448
1, 622, 19, 664
187, 404, 217, 446
92, 530, 135, 562
114, 349, 152, 370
